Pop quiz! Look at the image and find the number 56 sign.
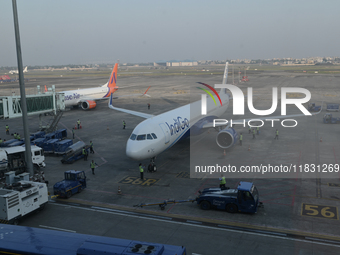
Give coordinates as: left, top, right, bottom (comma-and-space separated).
301, 203, 338, 220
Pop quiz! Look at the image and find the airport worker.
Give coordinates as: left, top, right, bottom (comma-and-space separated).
72, 128, 75, 139
252, 129, 256, 139
0, 138, 2, 144
239, 133, 243, 146
13, 133, 17, 139
123, 120, 126, 129
257, 126, 260, 135
90, 160, 98, 175
147, 103, 150, 110
77, 119, 81, 129
5, 125, 9, 135
90, 141, 94, 154
139, 163, 144, 180
248, 126, 251, 134
82, 147, 88, 161
16, 134, 20, 140
219, 175, 226, 189
274, 129, 279, 140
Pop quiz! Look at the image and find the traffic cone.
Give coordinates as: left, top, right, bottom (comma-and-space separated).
107, 126, 109, 130
248, 146, 251, 151
223, 150, 226, 156
117, 186, 122, 195
44, 85, 47, 92
79, 125, 82, 129
74, 125, 77, 130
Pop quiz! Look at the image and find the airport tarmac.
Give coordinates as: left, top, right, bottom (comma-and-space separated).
1, 69, 340, 254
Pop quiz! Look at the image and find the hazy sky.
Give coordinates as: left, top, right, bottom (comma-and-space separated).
1, 0, 339, 66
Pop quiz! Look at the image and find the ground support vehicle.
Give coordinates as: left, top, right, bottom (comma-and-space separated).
54, 139, 73, 155
53, 170, 86, 198
0, 139, 18, 148
30, 131, 45, 140
0, 145, 45, 177
0, 171, 48, 225
43, 139, 59, 153
327, 103, 339, 111
196, 181, 262, 213
61, 141, 90, 164
0, 224, 186, 255
323, 113, 340, 124
308, 103, 321, 112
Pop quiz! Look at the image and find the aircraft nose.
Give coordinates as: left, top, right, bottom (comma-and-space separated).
126, 140, 144, 160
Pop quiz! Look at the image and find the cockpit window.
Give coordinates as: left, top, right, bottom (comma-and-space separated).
147, 134, 153, 140
137, 134, 146, 141
130, 134, 137, 140
151, 133, 157, 139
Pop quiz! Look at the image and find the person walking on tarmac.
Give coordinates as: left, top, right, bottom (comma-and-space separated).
147, 103, 150, 110
72, 128, 75, 139
257, 126, 260, 135
90, 160, 98, 175
274, 129, 279, 140
139, 163, 144, 180
248, 126, 251, 134
5, 125, 9, 135
77, 119, 81, 129
82, 147, 88, 161
239, 133, 243, 146
252, 129, 256, 139
90, 141, 94, 154
123, 120, 126, 129
219, 175, 226, 189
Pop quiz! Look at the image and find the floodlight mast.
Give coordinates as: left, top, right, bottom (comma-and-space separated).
12, 0, 34, 176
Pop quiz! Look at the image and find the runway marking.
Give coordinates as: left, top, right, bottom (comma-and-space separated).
118, 176, 159, 186
50, 202, 340, 248
39, 225, 76, 233
301, 203, 338, 220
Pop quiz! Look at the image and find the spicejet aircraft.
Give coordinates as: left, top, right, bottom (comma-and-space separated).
109, 62, 322, 170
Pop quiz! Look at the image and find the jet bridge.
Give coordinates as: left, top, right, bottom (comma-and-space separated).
0, 85, 65, 119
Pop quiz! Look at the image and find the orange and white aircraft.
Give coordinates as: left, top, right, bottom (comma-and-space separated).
62, 63, 149, 110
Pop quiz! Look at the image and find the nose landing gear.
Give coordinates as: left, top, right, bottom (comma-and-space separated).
148, 157, 157, 172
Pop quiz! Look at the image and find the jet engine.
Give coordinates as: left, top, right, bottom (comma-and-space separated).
81, 100, 97, 110
216, 127, 238, 149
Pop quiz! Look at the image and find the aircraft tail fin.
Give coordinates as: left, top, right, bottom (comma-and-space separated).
103, 63, 118, 97
219, 62, 229, 94
222, 62, 228, 84
23, 66, 28, 72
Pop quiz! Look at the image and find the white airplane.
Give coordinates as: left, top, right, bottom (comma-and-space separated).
109, 62, 322, 171
9, 66, 28, 74
62, 63, 150, 110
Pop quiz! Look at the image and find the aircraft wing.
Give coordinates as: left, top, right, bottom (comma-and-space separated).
108, 93, 154, 119
202, 102, 323, 129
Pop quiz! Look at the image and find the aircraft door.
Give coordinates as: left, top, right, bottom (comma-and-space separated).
159, 123, 170, 144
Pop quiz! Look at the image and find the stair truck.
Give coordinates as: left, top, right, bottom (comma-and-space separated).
0, 145, 46, 178
0, 171, 48, 225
